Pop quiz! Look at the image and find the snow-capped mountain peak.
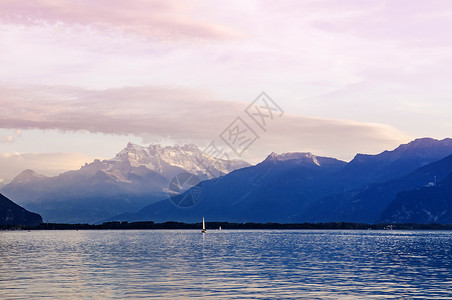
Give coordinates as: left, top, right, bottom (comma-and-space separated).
264, 152, 347, 171
266, 152, 320, 165
108, 143, 250, 180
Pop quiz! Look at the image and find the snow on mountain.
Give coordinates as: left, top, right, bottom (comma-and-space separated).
0, 143, 250, 223
264, 152, 346, 170
265, 152, 321, 165
86, 142, 250, 182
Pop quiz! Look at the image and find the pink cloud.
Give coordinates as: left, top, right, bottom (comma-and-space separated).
0, 0, 240, 40
0, 85, 410, 162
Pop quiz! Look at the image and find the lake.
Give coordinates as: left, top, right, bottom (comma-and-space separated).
0, 230, 451, 299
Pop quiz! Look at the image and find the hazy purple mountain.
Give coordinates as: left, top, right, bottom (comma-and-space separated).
0, 193, 42, 226
0, 179, 10, 189
1, 143, 249, 223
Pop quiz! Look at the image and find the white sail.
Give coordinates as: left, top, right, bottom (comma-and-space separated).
202, 217, 206, 233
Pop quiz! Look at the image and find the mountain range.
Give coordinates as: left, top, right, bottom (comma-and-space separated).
2, 138, 452, 224
1, 143, 249, 223
302, 152, 452, 223
111, 138, 452, 224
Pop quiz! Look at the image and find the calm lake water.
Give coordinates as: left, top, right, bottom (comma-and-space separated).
0, 230, 451, 299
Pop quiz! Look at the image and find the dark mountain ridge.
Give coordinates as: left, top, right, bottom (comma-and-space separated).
0, 193, 42, 226
337, 138, 452, 188
380, 171, 452, 224
300, 153, 452, 223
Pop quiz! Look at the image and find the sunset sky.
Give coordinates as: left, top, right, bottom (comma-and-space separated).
1, 0, 452, 179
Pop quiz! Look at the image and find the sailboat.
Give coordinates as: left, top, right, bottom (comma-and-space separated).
202, 217, 206, 234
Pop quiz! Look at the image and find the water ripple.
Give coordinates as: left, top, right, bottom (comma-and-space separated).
0, 230, 451, 299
